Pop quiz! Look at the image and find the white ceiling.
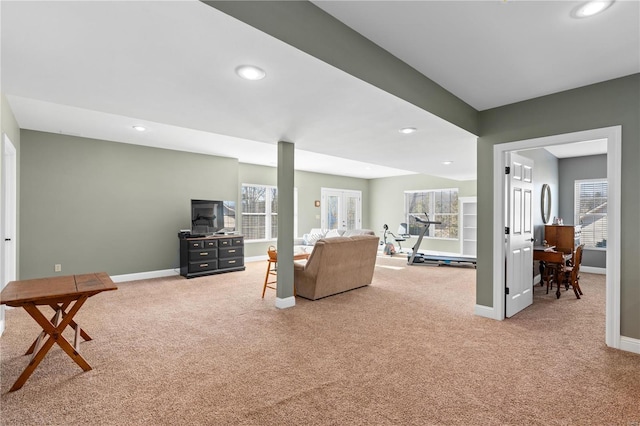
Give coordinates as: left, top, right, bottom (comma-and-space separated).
2, 0, 637, 180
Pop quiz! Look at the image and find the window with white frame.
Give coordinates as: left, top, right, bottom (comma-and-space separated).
241, 184, 297, 241
575, 179, 607, 248
404, 189, 459, 239
242, 184, 278, 241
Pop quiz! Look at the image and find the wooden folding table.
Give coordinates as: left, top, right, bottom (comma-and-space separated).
0, 272, 117, 391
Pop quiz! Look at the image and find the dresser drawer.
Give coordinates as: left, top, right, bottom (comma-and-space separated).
189, 248, 217, 261
188, 260, 218, 273
203, 240, 218, 248
217, 238, 233, 247
219, 246, 243, 258
187, 240, 204, 249
219, 257, 243, 269
231, 237, 244, 246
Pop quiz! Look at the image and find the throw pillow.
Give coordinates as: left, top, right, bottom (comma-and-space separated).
325, 229, 341, 238
304, 233, 323, 245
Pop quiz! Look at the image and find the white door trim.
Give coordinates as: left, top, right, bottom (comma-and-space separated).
1, 133, 18, 336
483, 126, 621, 350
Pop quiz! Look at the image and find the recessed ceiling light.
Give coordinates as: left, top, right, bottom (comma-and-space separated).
573, 0, 614, 18
442, 161, 453, 165
132, 125, 146, 132
399, 127, 417, 134
235, 65, 266, 81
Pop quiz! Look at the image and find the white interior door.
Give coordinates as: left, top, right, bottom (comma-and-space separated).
505, 152, 534, 317
321, 188, 361, 231
1, 134, 18, 335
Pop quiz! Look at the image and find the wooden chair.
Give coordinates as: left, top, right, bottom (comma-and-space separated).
562, 244, 584, 299
262, 246, 307, 298
262, 245, 278, 298
535, 250, 567, 298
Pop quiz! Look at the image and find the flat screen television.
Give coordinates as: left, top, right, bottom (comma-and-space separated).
191, 199, 236, 235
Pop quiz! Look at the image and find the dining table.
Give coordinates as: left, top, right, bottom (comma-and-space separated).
0, 272, 117, 391
533, 246, 572, 298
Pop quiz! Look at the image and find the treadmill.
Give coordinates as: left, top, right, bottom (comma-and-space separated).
407, 214, 477, 268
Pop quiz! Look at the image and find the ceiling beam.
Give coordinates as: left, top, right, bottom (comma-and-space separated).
202, 0, 479, 136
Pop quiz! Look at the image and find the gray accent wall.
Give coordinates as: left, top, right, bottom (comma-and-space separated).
516, 148, 559, 248
559, 154, 607, 269
478, 74, 640, 339
19, 130, 238, 279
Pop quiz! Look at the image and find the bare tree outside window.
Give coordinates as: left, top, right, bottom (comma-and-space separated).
405, 189, 459, 238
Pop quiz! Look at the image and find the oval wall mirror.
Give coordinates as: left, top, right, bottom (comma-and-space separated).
541, 184, 551, 224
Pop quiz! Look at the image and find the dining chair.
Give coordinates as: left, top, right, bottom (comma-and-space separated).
562, 244, 584, 299
536, 250, 567, 296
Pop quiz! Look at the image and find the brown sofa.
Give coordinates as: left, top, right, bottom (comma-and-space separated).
293, 234, 379, 300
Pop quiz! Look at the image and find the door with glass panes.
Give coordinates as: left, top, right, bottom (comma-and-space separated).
321, 189, 361, 231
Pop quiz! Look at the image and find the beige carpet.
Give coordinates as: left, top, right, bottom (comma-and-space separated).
1, 255, 639, 425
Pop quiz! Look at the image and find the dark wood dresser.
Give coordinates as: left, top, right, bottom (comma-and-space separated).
179, 235, 245, 278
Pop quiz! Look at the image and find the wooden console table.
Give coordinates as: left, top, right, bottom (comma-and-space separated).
0, 272, 117, 391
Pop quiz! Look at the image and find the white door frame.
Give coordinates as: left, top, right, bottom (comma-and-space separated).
485, 126, 621, 350
1, 133, 18, 336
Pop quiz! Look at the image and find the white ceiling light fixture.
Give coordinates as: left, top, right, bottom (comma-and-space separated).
442, 161, 453, 165
132, 125, 146, 132
235, 65, 266, 81
573, 0, 614, 18
399, 127, 417, 134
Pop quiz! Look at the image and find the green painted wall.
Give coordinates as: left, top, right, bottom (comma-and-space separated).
477, 74, 640, 339
19, 130, 238, 279
370, 174, 476, 253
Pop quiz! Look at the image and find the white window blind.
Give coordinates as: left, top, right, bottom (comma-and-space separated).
574, 179, 607, 248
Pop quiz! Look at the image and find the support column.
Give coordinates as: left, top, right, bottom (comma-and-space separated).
275, 141, 295, 309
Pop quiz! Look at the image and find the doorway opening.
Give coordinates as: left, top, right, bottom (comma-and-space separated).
1, 134, 18, 336
491, 126, 621, 350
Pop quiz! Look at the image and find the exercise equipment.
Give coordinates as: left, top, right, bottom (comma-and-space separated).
382, 223, 411, 254
407, 214, 477, 268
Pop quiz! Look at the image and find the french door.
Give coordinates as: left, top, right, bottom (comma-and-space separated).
321, 188, 361, 231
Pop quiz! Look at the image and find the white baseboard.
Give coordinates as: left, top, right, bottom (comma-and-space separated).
581, 266, 606, 275
619, 336, 640, 355
111, 268, 179, 283
275, 296, 296, 309
475, 304, 501, 320
246, 255, 268, 263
